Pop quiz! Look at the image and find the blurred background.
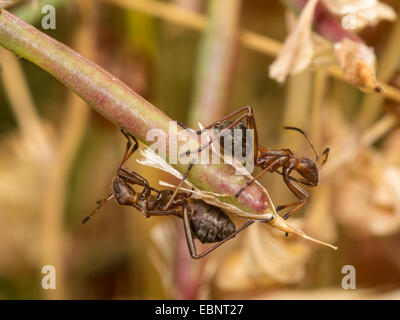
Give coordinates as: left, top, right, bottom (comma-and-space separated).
1, 0, 400, 299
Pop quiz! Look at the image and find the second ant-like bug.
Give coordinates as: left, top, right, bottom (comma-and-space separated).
178, 106, 330, 220
82, 128, 270, 259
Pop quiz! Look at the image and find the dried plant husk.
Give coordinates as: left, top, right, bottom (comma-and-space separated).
322, 0, 397, 32
304, 185, 337, 246
214, 250, 278, 292
214, 218, 315, 292
269, 0, 318, 83
244, 219, 313, 283
0, 130, 51, 269
149, 220, 218, 299
334, 137, 400, 236
270, 0, 388, 94
148, 220, 181, 298
0, 0, 13, 9
334, 38, 381, 93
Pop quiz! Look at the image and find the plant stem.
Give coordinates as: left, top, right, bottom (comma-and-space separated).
311, 67, 328, 146
188, 0, 241, 126
321, 114, 397, 179
280, 70, 313, 148
357, 15, 400, 127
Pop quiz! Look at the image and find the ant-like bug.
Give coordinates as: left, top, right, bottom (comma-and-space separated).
178, 106, 330, 220
82, 128, 270, 259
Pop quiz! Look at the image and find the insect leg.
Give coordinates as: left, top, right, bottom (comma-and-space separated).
163, 162, 194, 210
118, 167, 159, 199
235, 158, 280, 198
180, 106, 257, 158
275, 170, 314, 186
145, 208, 182, 218
119, 128, 139, 169
179, 106, 254, 134
278, 168, 310, 220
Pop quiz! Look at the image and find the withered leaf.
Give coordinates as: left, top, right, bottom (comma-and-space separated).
269, 0, 319, 83
334, 38, 382, 93
335, 147, 400, 236
322, 0, 397, 31
0, 1, 13, 9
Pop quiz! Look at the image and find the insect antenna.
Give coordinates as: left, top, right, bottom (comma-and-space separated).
82, 193, 114, 224
284, 126, 320, 163
318, 147, 330, 170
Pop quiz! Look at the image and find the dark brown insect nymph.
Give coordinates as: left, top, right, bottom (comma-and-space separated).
82, 128, 267, 259
179, 106, 330, 220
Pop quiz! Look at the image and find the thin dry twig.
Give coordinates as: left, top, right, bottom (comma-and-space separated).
322, 113, 397, 179
0, 47, 52, 163
188, 0, 241, 126
40, 1, 94, 299
357, 15, 400, 127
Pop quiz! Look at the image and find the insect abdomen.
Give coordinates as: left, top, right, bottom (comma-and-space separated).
189, 199, 236, 244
